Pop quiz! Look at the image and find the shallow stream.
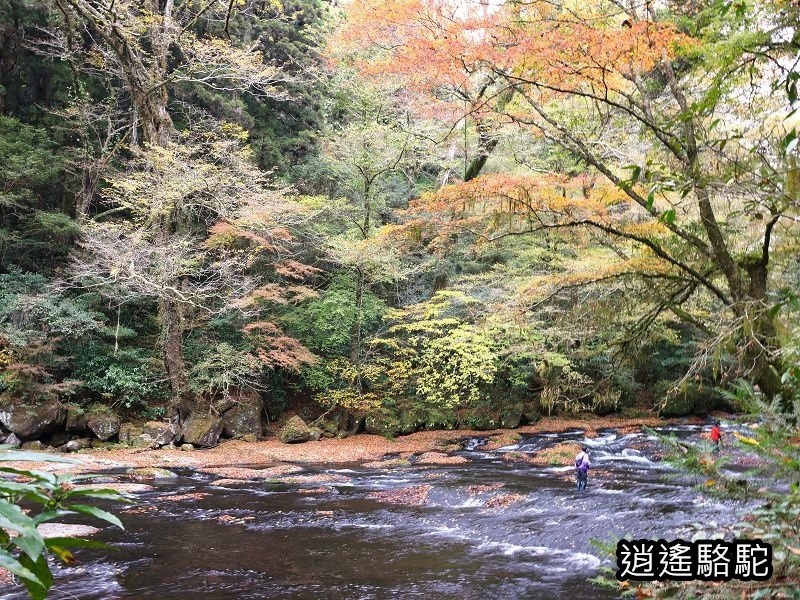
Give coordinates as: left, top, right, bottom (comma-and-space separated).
3, 424, 742, 599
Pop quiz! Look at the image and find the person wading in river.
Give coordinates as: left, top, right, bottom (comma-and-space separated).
575, 446, 590, 491
710, 421, 722, 452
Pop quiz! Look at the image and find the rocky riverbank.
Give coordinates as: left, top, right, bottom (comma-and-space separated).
2, 415, 705, 477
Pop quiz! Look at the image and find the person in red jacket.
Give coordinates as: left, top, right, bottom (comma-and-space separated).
710, 421, 722, 451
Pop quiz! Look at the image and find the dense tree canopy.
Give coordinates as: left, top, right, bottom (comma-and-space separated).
0, 0, 797, 430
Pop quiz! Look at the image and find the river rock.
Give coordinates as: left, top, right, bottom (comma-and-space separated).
279, 416, 311, 444
335, 410, 365, 435
0, 399, 66, 440
459, 409, 500, 431
126, 467, 178, 480
182, 415, 223, 448
118, 423, 143, 445
48, 430, 71, 447
309, 427, 323, 442
20, 440, 45, 451
365, 413, 399, 438
129, 433, 155, 449
65, 404, 88, 433
143, 420, 178, 447
222, 400, 262, 440
4, 433, 21, 448
180, 443, 195, 451
86, 406, 121, 441
65, 438, 92, 452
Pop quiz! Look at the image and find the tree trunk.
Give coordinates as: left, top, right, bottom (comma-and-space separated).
160, 296, 189, 416
465, 120, 499, 182
742, 261, 782, 398
349, 269, 366, 365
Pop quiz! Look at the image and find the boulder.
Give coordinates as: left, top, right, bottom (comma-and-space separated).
21, 440, 45, 451
129, 434, 155, 449
64, 404, 88, 433
458, 409, 501, 431
320, 420, 339, 436
0, 400, 66, 440
118, 423, 143, 445
500, 412, 522, 429
142, 421, 178, 447
86, 407, 120, 441
279, 416, 311, 444
180, 443, 195, 451
335, 410, 365, 435
126, 467, 177, 480
309, 427, 323, 442
182, 415, 223, 448
65, 438, 92, 452
48, 431, 71, 448
521, 404, 541, 425
221, 401, 262, 440
365, 413, 400, 438
4, 433, 21, 448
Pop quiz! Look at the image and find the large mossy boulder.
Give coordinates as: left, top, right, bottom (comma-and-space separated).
335, 410, 365, 435
182, 414, 223, 448
0, 399, 66, 440
365, 412, 400, 438
279, 415, 311, 444
364, 408, 420, 438
521, 403, 541, 426
222, 401, 262, 440
500, 412, 522, 429
86, 405, 121, 441
458, 408, 501, 431
118, 423, 142, 445
64, 404, 88, 433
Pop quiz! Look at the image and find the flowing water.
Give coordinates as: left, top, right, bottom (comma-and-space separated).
3, 424, 743, 599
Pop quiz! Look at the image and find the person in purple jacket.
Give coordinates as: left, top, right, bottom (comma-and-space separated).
575, 446, 591, 491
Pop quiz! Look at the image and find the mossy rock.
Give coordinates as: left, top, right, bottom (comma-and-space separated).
118, 423, 144, 445
65, 403, 88, 433
126, 467, 178, 480
364, 410, 402, 438
521, 402, 541, 425
500, 412, 522, 429
279, 415, 311, 444
419, 408, 458, 431
182, 414, 223, 448
458, 408, 501, 431
86, 405, 121, 441
0, 398, 66, 440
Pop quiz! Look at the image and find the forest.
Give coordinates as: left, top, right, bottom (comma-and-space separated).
0, 0, 799, 597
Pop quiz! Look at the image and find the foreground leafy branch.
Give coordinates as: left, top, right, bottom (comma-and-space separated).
0, 446, 128, 599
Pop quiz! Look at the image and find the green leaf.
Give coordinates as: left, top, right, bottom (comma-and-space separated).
0, 467, 58, 484
32, 509, 78, 526
0, 480, 52, 503
782, 128, 798, 151
0, 499, 45, 558
67, 487, 132, 502
646, 189, 655, 210
660, 209, 676, 224
44, 536, 112, 550
66, 504, 124, 529
0, 549, 44, 588
19, 552, 52, 600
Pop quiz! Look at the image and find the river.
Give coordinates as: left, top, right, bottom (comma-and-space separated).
3, 424, 741, 599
